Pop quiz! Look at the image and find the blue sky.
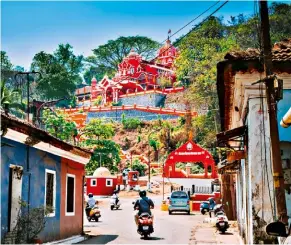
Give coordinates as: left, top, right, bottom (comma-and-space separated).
0, 1, 279, 69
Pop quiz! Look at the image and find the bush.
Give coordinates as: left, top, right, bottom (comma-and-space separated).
11, 201, 52, 244
112, 101, 122, 106
132, 159, 147, 176
122, 116, 141, 130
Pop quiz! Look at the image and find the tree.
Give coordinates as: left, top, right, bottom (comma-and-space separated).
42, 109, 78, 142
84, 36, 160, 82
0, 80, 25, 117
81, 119, 114, 140
132, 159, 147, 176
85, 139, 121, 174
31, 44, 83, 100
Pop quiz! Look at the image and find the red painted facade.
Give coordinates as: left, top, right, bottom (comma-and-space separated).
60, 159, 85, 240
75, 39, 180, 103
163, 140, 218, 179
86, 176, 118, 196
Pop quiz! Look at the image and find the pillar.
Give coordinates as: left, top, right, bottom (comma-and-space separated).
247, 98, 274, 243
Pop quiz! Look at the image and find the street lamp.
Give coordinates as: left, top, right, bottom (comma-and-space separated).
147, 128, 160, 192
14, 71, 42, 123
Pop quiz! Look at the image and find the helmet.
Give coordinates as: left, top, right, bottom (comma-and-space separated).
88, 193, 93, 198
139, 190, 146, 197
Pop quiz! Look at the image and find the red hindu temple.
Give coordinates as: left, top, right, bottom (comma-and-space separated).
75, 39, 183, 104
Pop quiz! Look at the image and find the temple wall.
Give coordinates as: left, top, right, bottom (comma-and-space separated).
86, 109, 179, 122
119, 93, 166, 107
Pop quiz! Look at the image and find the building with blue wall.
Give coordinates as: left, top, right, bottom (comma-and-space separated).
1, 112, 91, 243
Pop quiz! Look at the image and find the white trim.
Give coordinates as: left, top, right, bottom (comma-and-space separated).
90, 179, 97, 187
3, 129, 90, 164
65, 173, 76, 216
44, 169, 56, 217
105, 179, 113, 187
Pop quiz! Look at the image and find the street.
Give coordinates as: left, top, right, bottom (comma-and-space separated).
81, 196, 205, 244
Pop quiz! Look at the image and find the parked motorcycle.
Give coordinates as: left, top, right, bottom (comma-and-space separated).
200, 197, 216, 215
137, 212, 154, 239
85, 202, 101, 222
110, 197, 121, 210
214, 204, 229, 233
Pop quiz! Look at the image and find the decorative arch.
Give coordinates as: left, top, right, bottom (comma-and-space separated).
163, 140, 218, 179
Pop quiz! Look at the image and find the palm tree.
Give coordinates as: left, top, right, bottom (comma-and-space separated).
0, 80, 25, 117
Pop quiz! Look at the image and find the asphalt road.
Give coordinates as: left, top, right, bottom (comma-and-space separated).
81, 196, 204, 244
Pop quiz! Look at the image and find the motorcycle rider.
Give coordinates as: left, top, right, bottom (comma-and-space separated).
133, 190, 154, 227
112, 190, 119, 206
87, 193, 96, 208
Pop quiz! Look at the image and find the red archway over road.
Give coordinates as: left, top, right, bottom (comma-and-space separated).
163, 140, 218, 179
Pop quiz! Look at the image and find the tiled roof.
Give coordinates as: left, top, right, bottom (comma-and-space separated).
224, 38, 291, 62
1, 110, 92, 156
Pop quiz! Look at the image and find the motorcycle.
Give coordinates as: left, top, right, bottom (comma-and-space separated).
110, 197, 121, 210
137, 213, 154, 239
85, 202, 101, 222
200, 197, 216, 215
214, 204, 229, 233
133, 200, 154, 239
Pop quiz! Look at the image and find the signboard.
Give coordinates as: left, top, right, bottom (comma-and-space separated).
227, 150, 246, 162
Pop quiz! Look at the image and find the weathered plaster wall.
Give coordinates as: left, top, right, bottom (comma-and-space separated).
60, 159, 84, 240
86, 109, 179, 122
247, 98, 275, 243
1, 137, 61, 242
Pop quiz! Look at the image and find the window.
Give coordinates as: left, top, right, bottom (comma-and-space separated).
91, 179, 97, 187
66, 174, 75, 216
45, 169, 56, 217
106, 179, 113, 187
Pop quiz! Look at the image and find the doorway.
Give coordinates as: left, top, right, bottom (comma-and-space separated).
8, 165, 23, 232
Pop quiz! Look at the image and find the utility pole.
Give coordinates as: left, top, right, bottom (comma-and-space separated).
259, 1, 288, 224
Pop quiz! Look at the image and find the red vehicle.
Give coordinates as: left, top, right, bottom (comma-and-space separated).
137, 213, 154, 239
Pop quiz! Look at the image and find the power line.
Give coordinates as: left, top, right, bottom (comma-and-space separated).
150, 0, 229, 63
146, 0, 221, 58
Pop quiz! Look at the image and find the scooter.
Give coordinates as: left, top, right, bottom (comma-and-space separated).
85, 202, 101, 222
110, 198, 121, 210
200, 197, 216, 215
214, 205, 229, 233
133, 201, 154, 239
137, 213, 154, 239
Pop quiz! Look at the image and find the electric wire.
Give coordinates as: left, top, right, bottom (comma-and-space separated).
146, 0, 222, 58
255, 0, 275, 220
149, 0, 229, 63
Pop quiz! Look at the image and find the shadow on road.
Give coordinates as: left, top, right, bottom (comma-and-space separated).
81, 235, 119, 244
218, 232, 234, 235
140, 236, 165, 241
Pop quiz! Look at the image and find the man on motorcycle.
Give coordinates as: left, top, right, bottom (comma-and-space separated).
133, 190, 154, 227
87, 193, 96, 208
112, 190, 119, 205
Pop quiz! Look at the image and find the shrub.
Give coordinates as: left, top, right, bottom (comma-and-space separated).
112, 101, 122, 106
11, 201, 52, 244
122, 117, 141, 130
132, 159, 147, 176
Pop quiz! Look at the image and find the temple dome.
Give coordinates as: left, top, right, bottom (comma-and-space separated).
93, 167, 111, 177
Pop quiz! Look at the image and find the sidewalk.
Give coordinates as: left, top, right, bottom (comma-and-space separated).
189, 219, 243, 244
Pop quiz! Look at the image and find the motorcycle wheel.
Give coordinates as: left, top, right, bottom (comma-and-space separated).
201, 210, 206, 215
169, 211, 172, 215
143, 234, 148, 239
95, 217, 99, 222
110, 206, 114, 210
220, 229, 226, 234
